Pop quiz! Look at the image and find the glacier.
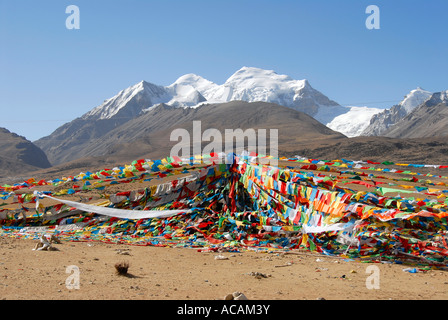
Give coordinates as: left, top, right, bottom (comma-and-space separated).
326, 106, 383, 137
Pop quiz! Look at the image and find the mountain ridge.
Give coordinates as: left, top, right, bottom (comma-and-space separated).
74, 67, 345, 123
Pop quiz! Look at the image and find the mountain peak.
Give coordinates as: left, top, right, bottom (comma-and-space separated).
172, 73, 207, 84
170, 73, 218, 92
131, 80, 149, 90
234, 66, 276, 74
83, 79, 168, 120
399, 87, 432, 113
227, 66, 294, 84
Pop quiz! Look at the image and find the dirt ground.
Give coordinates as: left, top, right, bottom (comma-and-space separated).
0, 237, 447, 301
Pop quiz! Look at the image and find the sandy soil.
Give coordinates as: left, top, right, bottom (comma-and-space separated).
1, 237, 447, 301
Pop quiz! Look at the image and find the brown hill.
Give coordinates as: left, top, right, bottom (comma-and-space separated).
34, 101, 347, 166
0, 128, 52, 179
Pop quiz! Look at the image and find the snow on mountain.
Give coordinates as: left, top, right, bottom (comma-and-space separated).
206, 67, 307, 102
400, 87, 433, 113
201, 67, 347, 124
361, 88, 432, 136
71, 68, 434, 140
165, 74, 216, 108
383, 90, 448, 139
83, 80, 169, 120
169, 73, 220, 99
81, 67, 347, 125
327, 106, 383, 137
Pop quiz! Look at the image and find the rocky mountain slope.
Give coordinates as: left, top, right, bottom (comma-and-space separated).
361, 88, 432, 136
383, 91, 448, 139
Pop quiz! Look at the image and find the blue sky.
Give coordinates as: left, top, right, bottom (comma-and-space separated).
0, 0, 447, 141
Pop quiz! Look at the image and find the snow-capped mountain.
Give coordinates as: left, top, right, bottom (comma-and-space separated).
326, 106, 383, 137
197, 67, 347, 124
383, 90, 448, 139
400, 87, 433, 113
166, 73, 215, 108
361, 87, 432, 136
38, 66, 356, 165
80, 67, 346, 125
83, 81, 170, 120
